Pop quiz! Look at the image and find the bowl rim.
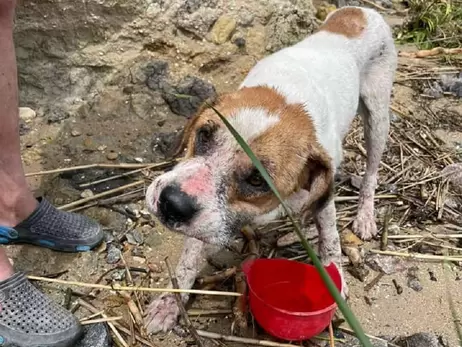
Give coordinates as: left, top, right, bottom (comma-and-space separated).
247, 284, 339, 317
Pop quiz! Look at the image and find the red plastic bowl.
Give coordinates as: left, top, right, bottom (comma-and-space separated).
242, 258, 342, 341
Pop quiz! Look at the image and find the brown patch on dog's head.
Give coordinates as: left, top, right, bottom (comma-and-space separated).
319, 7, 367, 38
219, 87, 334, 215
167, 85, 334, 216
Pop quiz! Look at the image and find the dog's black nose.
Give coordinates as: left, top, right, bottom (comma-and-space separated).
158, 185, 198, 225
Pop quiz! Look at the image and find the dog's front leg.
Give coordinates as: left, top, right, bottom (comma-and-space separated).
312, 199, 347, 298
145, 237, 205, 334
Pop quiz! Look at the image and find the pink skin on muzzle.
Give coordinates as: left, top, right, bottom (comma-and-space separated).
180, 165, 214, 198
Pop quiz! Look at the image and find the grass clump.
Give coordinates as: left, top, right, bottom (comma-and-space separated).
396, 0, 462, 49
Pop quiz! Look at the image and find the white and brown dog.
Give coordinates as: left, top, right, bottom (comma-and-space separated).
144, 6, 397, 334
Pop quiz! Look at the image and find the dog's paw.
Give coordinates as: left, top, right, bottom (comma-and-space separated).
352, 205, 377, 240
145, 294, 180, 334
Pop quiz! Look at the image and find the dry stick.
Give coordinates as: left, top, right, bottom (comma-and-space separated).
334, 194, 397, 202
197, 267, 237, 285
58, 180, 146, 210
388, 234, 462, 240
196, 330, 299, 347
370, 250, 462, 262
25, 162, 167, 177
68, 189, 145, 213
80, 316, 123, 325
381, 206, 391, 251
77, 299, 158, 347
329, 322, 335, 347
187, 309, 233, 316
79, 164, 159, 188
27, 275, 241, 296
398, 47, 462, 58
165, 257, 204, 347
364, 273, 385, 292
400, 171, 454, 191
78, 299, 129, 347
120, 253, 145, 322
80, 310, 106, 321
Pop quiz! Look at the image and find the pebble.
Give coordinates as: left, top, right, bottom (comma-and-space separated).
393, 333, 447, 347
75, 323, 111, 347
133, 256, 146, 264
106, 244, 121, 264
71, 129, 82, 137
126, 229, 144, 245
365, 254, 408, 275
211, 16, 237, 44
80, 189, 94, 199
406, 266, 423, 292
19, 107, 36, 121
106, 151, 119, 160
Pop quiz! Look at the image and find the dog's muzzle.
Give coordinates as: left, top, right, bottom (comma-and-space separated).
158, 184, 199, 226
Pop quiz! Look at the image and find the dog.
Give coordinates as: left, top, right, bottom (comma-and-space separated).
144, 6, 397, 334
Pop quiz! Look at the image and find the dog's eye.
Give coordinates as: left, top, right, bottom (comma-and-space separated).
195, 123, 215, 155
246, 170, 266, 188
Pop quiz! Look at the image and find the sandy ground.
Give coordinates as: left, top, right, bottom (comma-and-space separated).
6, 4, 462, 347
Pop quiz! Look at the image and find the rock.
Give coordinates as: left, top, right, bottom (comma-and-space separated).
162, 76, 217, 118
233, 36, 246, 48
126, 229, 144, 245
19, 121, 30, 136
80, 189, 94, 199
71, 129, 82, 137
393, 333, 447, 347
106, 151, 119, 160
75, 323, 112, 347
210, 16, 237, 44
344, 247, 363, 267
406, 266, 423, 292
19, 107, 36, 121
133, 256, 146, 264
442, 163, 462, 193
341, 229, 363, 246
173, 0, 221, 38
365, 254, 408, 275
47, 108, 70, 124
350, 174, 363, 190
145, 60, 169, 91
152, 130, 181, 158
423, 82, 444, 98
347, 264, 369, 282
106, 244, 121, 264
316, 1, 337, 21
441, 73, 462, 97
265, 0, 316, 53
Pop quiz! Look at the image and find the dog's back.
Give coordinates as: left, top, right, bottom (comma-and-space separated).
240, 6, 397, 168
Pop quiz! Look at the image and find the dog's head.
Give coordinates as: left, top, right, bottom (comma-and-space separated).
146, 86, 333, 245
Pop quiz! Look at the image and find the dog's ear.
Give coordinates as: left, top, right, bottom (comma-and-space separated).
301, 146, 334, 212
167, 115, 199, 159
167, 95, 221, 159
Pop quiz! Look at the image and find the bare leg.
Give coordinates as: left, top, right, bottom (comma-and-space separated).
353, 53, 396, 240
145, 237, 206, 334
312, 199, 347, 297
0, 0, 38, 281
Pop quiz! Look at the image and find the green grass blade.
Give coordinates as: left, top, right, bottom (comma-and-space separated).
207, 103, 373, 347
